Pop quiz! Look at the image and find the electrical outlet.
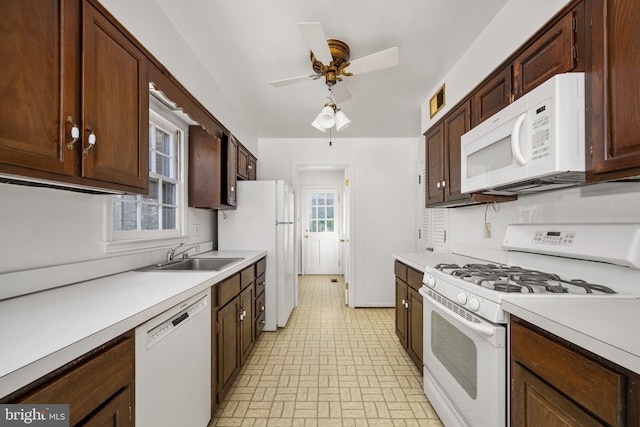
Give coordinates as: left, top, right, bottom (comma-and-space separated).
194, 224, 200, 237
484, 223, 492, 238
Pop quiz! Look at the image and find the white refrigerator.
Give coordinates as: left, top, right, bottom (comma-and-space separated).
217, 180, 297, 331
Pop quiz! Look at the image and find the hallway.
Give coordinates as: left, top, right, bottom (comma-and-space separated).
212, 275, 443, 426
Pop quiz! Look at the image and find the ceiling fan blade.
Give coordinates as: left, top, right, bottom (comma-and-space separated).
347, 47, 399, 75
332, 84, 352, 104
269, 75, 317, 87
298, 22, 332, 65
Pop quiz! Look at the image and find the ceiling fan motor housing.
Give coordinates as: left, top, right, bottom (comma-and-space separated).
310, 39, 350, 86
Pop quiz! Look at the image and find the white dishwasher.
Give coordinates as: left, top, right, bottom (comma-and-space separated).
135, 289, 211, 427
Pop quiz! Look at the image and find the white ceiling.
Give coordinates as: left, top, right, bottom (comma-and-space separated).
153, 0, 508, 139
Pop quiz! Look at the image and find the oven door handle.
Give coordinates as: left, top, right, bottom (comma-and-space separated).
419, 288, 495, 338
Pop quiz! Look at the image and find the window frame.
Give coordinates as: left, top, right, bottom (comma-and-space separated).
103, 97, 188, 253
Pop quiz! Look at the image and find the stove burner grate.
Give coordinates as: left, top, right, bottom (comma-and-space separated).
435, 263, 616, 295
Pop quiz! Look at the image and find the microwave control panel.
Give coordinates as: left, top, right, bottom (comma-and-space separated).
531, 102, 551, 161
532, 230, 575, 246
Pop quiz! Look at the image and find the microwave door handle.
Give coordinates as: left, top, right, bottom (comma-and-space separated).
511, 113, 527, 166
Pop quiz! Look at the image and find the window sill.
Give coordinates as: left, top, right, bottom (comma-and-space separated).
102, 236, 188, 255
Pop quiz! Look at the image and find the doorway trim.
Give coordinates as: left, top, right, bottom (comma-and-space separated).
292, 161, 355, 308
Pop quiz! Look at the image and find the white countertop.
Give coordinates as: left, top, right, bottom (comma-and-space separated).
393, 252, 485, 272
503, 297, 640, 375
0, 250, 266, 399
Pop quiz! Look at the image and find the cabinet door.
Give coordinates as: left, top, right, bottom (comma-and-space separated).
226, 135, 237, 207
511, 320, 623, 425
81, 1, 149, 190
443, 100, 471, 203
513, 10, 577, 98
248, 155, 257, 180
237, 144, 249, 180
82, 386, 133, 427
395, 278, 408, 347
424, 124, 445, 206
217, 298, 240, 402
0, 0, 78, 177
239, 285, 254, 363
16, 334, 134, 426
471, 67, 512, 127
407, 286, 423, 371
511, 362, 603, 427
587, 0, 640, 181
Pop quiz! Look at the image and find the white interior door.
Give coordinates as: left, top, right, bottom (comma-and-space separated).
302, 187, 341, 274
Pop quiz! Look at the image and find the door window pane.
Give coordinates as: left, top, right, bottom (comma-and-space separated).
307, 192, 336, 234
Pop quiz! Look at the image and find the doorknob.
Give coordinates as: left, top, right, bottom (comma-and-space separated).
304, 235, 309, 238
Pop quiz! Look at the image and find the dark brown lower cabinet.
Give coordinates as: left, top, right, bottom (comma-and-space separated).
213, 257, 266, 413
240, 284, 255, 364
394, 260, 423, 371
216, 295, 241, 403
511, 317, 640, 426
1, 332, 135, 426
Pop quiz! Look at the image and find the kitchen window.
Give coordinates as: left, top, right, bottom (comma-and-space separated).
105, 99, 187, 249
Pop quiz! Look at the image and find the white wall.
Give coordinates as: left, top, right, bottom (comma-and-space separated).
0, 182, 216, 298
449, 182, 640, 262
258, 138, 418, 307
421, 0, 571, 133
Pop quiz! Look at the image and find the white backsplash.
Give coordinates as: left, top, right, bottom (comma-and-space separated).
449, 182, 640, 261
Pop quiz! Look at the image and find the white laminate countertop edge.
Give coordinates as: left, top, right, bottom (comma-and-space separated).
393, 252, 487, 273
502, 298, 640, 375
0, 250, 266, 398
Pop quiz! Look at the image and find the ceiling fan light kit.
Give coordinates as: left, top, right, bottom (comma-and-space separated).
311, 102, 351, 133
269, 22, 398, 135
334, 109, 351, 132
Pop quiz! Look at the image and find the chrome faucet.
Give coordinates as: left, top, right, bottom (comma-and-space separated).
166, 243, 200, 262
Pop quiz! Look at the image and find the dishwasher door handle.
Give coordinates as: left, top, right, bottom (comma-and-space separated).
172, 312, 189, 326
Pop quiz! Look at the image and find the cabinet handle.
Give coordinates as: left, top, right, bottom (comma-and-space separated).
401, 298, 406, 306
261, 320, 265, 325
441, 180, 446, 188
242, 309, 247, 317
248, 164, 253, 170
261, 305, 265, 312
436, 182, 441, 189
405, 301, 409, 309
83, 128, 96, 159
239, 313, 244, 321
66, 116, 80, 149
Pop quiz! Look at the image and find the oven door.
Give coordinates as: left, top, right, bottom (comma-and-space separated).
419, 287, 506, 427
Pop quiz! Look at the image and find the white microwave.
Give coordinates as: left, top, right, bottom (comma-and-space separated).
461, 73, 585, 195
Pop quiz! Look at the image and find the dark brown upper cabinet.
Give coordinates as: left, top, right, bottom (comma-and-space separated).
512, 3, 583, 98
0, 0, 149, 193
586, 0, 640, 182
237, 142, 257, 181
188, 125, 237, 209
470, 67, 512, 128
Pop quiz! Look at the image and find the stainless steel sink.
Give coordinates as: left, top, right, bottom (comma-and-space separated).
136, 257, 243, 272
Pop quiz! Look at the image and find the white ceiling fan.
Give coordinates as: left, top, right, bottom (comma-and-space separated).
269, 22, 399, 103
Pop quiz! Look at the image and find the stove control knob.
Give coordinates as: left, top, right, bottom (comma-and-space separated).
425, 276, 436, 288
468, 298, 480, 311
457, 293, 467, 305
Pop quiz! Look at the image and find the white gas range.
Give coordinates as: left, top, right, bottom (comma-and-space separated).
419, 223, 640, 427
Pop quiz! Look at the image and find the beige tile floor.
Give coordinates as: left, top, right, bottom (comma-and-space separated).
211, 275, 444, 427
